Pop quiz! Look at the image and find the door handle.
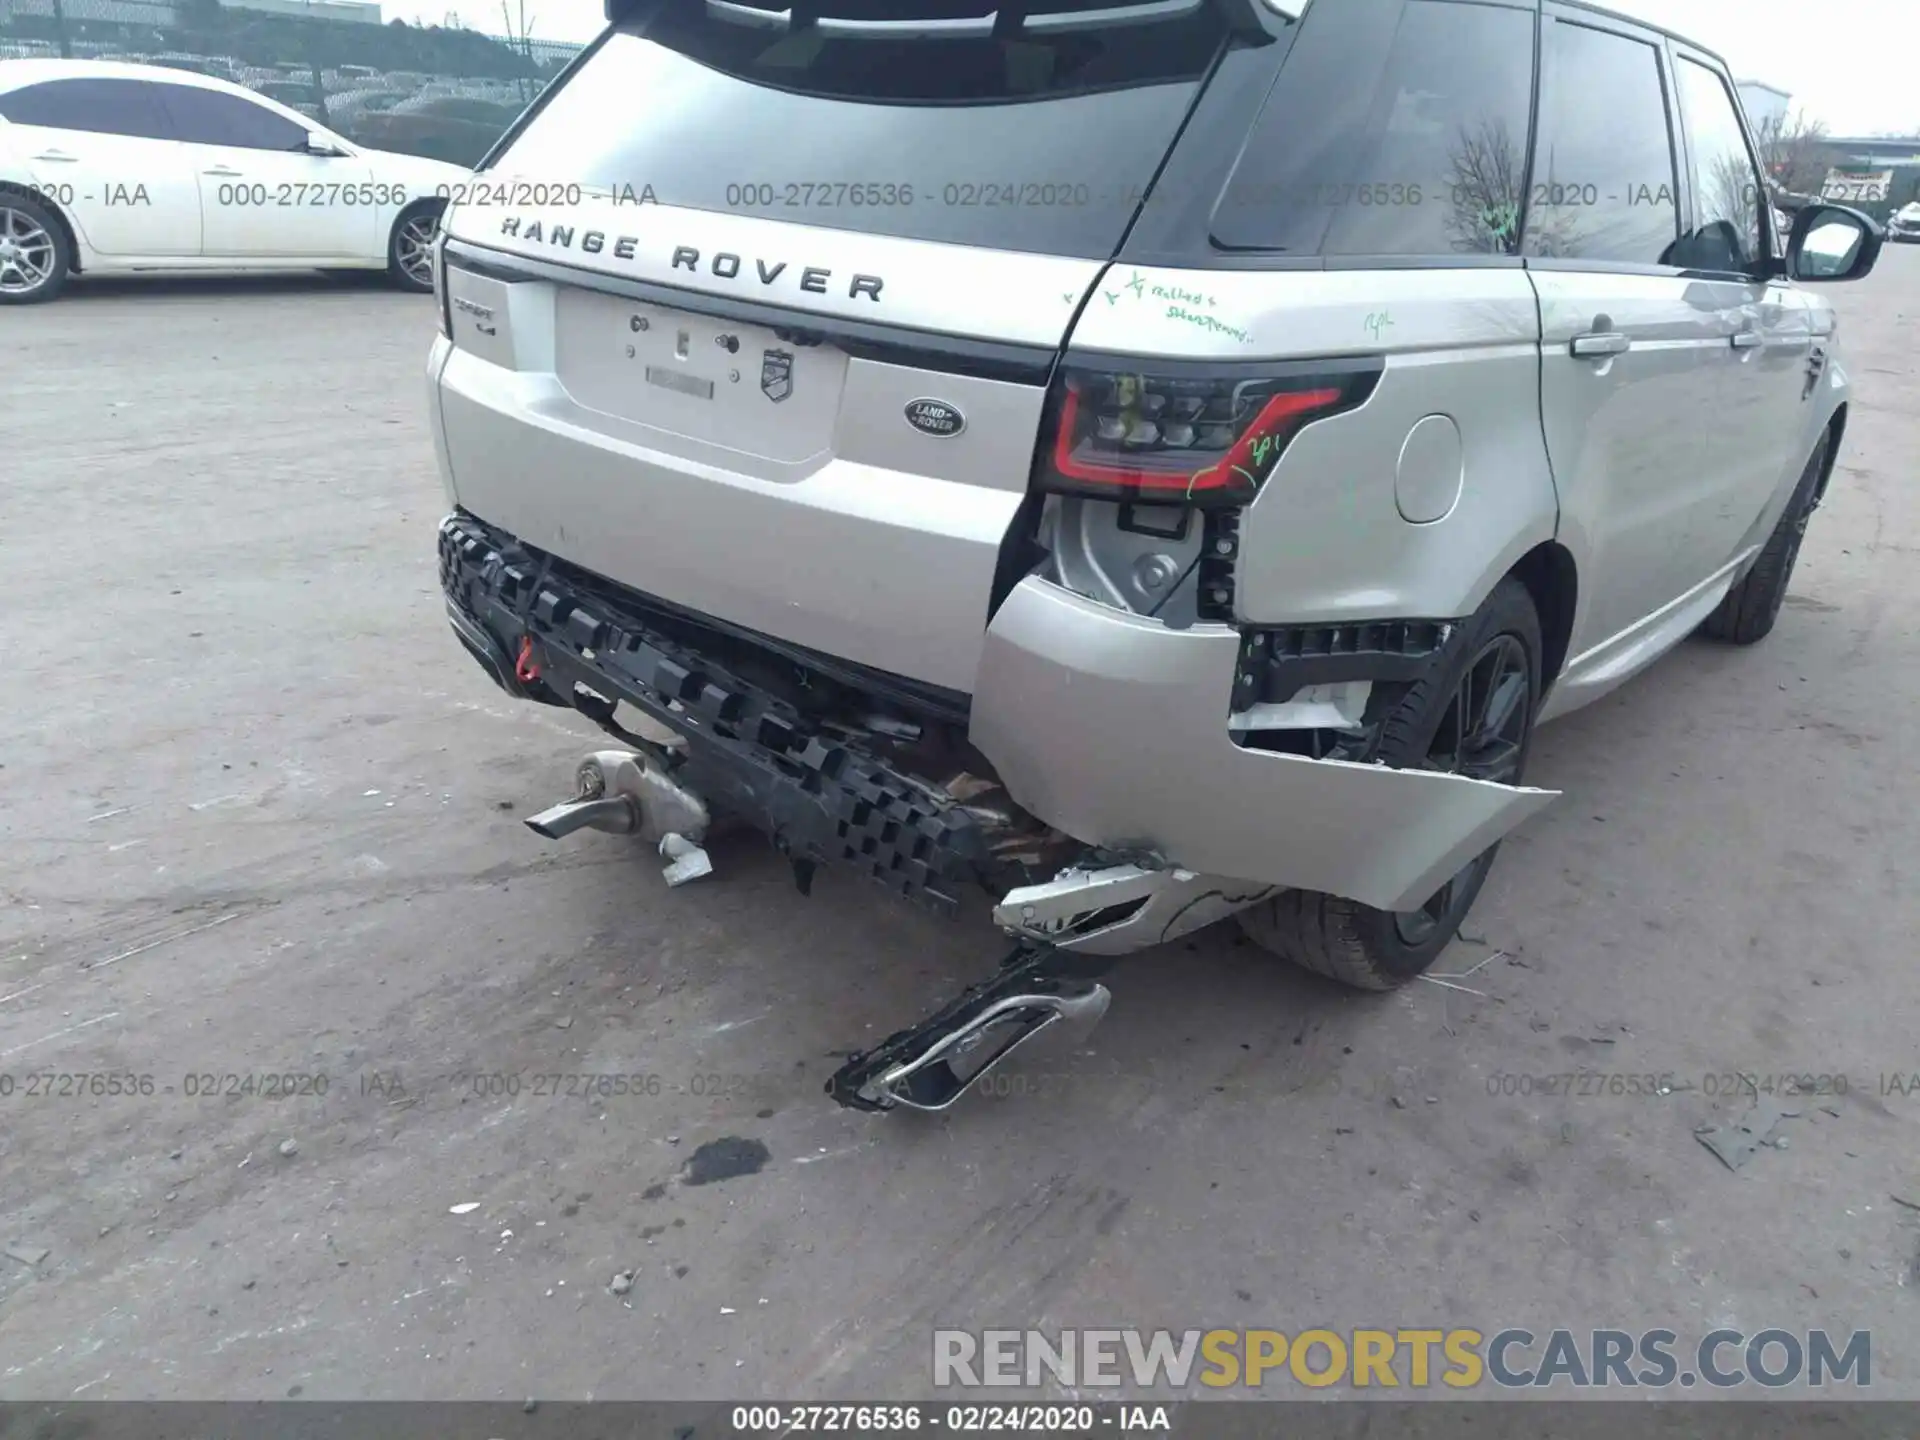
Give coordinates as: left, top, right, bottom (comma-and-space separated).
203, 167, 244, 177
1570, 331, 1631, 358
1730, 330, 1765, 350
31, 150, 78, 163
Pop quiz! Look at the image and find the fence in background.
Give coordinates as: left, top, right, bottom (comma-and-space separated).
0, 0, 587, 164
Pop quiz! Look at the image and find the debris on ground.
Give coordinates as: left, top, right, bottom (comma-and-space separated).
660, 833, 713, 887
1891, 1194, 1920, 1213
681, 1136, 771, 1186
944, 772, 998, 802
4, 1242, 50, 1268
448, 1202, 480, 1215
609, 1270, 634, 1296
1419, 975, 1487, 997
1429, 952, 1506, 980
1696, 1096, 1796, 1172
277, 1138, 298, 1158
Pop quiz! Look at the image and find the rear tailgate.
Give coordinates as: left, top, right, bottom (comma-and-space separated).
432, 0, 1236, 693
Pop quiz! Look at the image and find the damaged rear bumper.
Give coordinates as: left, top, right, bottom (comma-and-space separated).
439, 512, 1005, 917
970, 578, 1558, 915
442, 510, 1556, 929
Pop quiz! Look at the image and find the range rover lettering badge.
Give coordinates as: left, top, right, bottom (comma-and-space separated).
904, 398, 965, 438
671, 245, 884, 302
761, 349, 794, 403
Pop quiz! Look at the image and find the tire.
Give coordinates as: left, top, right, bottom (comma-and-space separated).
386, 201, 444, 293
0, 190, 72, 304
1698, 432, 1831, 646
1236, 576, 1543, 990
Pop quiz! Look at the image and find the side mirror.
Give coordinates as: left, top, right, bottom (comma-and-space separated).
303, 132, 347, 157
1787, 203, 1882, 282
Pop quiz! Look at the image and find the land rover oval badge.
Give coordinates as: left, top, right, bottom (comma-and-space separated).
904, 398, 965, 438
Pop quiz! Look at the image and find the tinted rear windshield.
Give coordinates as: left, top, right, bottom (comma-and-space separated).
488, 0, 1234, 257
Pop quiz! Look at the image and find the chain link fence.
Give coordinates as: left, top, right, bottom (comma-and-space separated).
0, 0, 585, 164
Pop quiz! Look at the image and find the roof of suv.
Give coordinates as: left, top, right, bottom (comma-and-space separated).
1552, 0, 1732, 69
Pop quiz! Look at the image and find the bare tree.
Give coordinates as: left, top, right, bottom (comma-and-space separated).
1751, 108, 1833, 201
1443, 119, 1526, 254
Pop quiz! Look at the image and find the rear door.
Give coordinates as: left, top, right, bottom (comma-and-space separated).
434, 0, 1242, 691
0, 76, 200, 256
1666, 50, 1814, 558
1527, 8, 1730, 660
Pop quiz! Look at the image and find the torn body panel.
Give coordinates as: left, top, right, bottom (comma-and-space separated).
995, 862, 1277, 957
970, 577, 1559, 915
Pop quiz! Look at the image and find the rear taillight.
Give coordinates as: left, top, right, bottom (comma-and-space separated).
1038, 363, 1378, 508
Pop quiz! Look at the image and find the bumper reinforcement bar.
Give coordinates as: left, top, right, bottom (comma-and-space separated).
439, 512, 999, 917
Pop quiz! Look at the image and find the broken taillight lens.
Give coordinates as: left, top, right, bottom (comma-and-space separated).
1038, 364, 1378, 507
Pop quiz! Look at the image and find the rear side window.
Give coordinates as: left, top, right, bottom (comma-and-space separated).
486, 0, 1232, 258
1211, 0, 1537, 257
0, 78, 175, 140
1671, 57, 1765, 273
1523, 21, 1679, 265
157, 85, 310, 150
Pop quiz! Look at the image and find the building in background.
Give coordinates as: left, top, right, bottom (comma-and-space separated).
1820, 136, 1920, 217
1737, 78, 1792, 134
227, 0, 381, 22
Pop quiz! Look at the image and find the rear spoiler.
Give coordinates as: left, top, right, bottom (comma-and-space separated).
603, 0, 1303, 36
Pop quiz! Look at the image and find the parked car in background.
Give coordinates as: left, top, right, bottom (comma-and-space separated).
252, 79, 328, 121
0, 58, 471, 303
1888, 201, 1920, 243
349, 96, 523, 169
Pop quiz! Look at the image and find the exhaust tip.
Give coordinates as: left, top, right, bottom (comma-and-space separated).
523, 795, 639, 840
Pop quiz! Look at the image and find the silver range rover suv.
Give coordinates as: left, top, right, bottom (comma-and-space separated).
429, 0, 1879, 1112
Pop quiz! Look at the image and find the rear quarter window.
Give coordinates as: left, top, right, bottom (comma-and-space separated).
1210, 0, 1538, 258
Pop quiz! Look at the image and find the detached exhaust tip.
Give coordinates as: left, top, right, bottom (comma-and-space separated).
830, 979, 1112, 1113
523, 795, 639, 840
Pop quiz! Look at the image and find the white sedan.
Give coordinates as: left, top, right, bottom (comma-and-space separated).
0, 59, 476, 303
1889, 201, 1920, 244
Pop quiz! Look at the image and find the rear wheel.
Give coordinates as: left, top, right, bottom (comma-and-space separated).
0, 193, 70, 304
1698, 432, 1831, 645
387, 201, 443, 293
1237, 577, 1542, 990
